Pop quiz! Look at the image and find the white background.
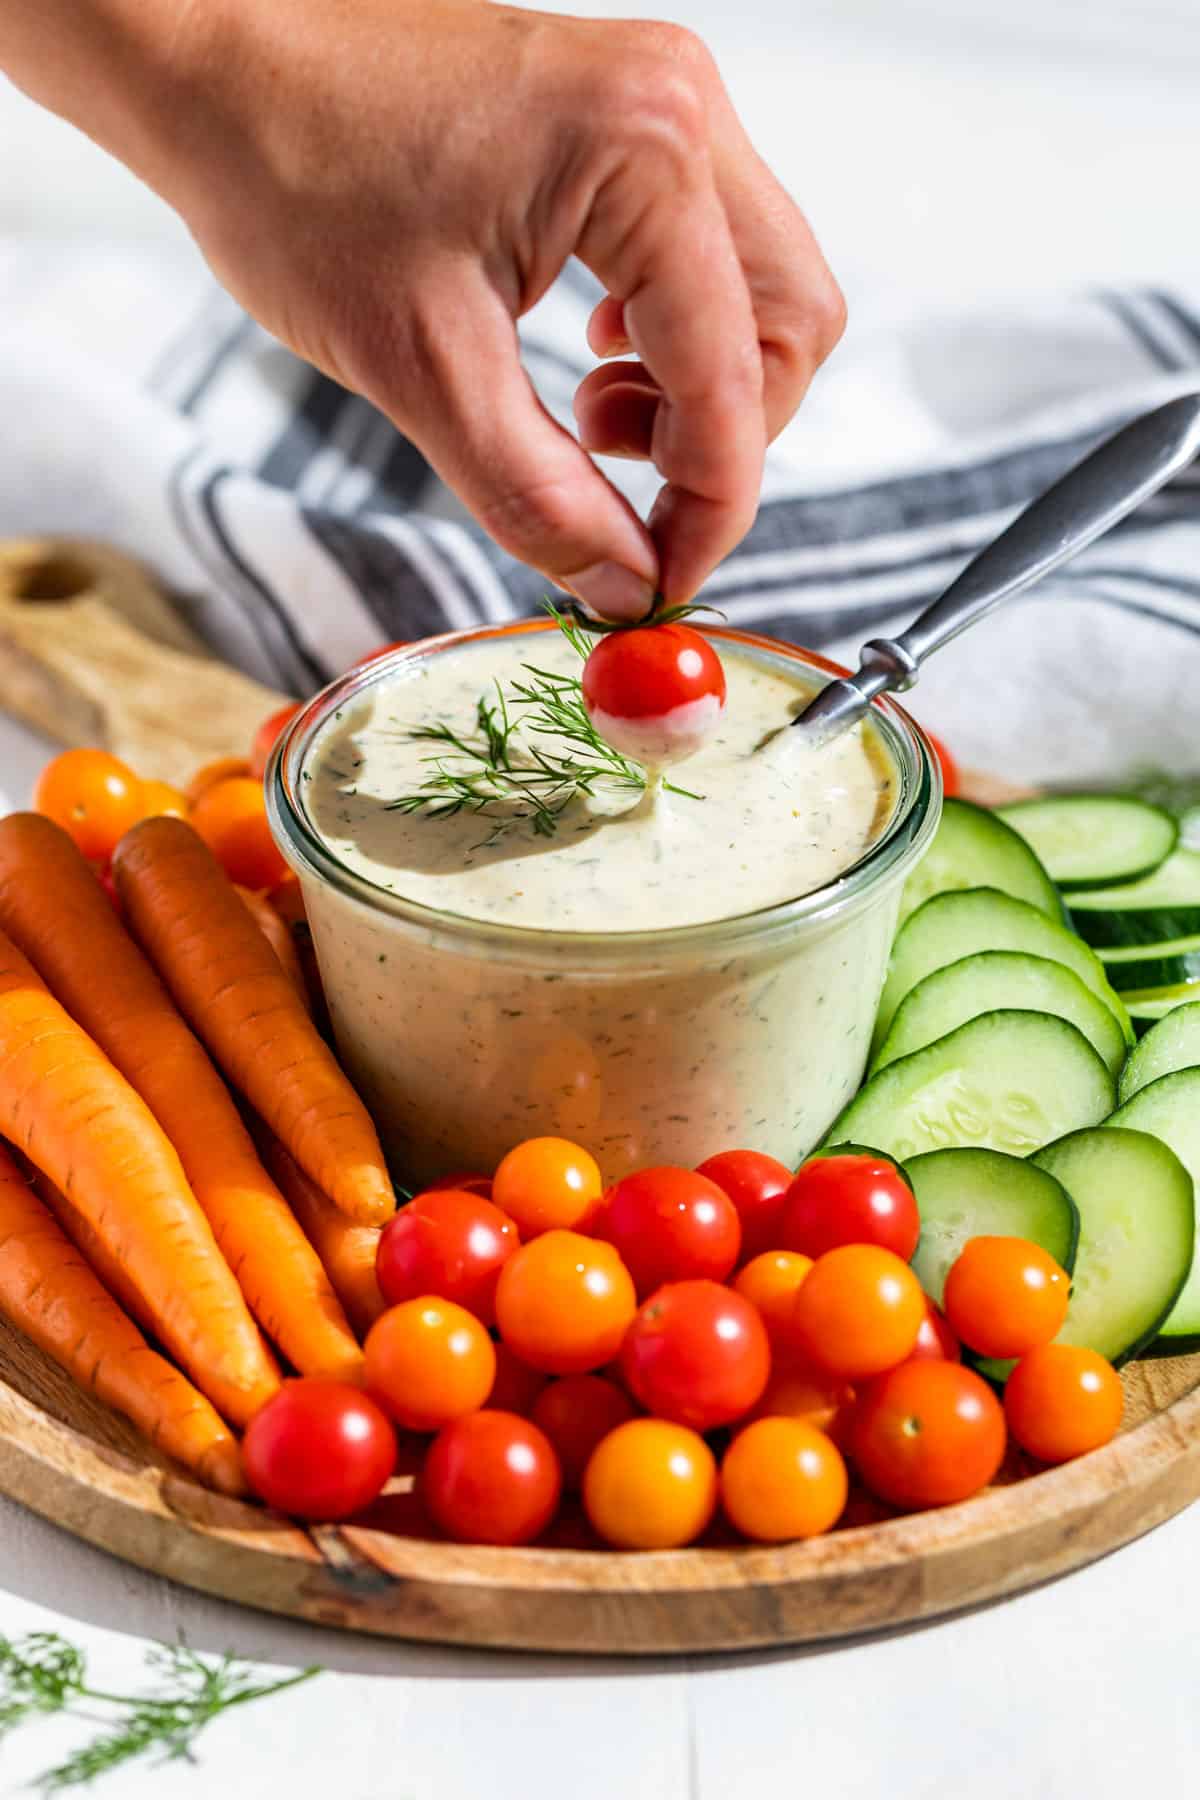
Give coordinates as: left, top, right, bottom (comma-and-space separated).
1, 2, 1199, 1793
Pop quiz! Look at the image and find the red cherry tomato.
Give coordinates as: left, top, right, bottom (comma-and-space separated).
925, 731, 960, 797
531, 1374, 637, 1489
353, 640, 410, 668
486, 1340, 550, 1416
621, 1279, 770, 1431
421, 1169, 493, 1200
601, 1166, 741, 1297
93, 861, 122, 916
695, 1149, 793, 1263
249, 702, 304, 780
907, 1298, 961, 1364
780, 1154, 920, 1263
581, 623, 726, 766
421, 1410, 562, 1545
242, 1379, 396, 1520
851, 1361, 1006, 1510
375, 1189, 520, 1324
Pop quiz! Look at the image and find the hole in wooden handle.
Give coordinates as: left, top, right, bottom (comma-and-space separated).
8, 552, 96, 602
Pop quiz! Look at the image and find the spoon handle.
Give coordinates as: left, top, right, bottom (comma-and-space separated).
791, 391, 1200, 742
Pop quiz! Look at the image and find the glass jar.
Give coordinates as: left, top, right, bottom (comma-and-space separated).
268, 622, 940, 1186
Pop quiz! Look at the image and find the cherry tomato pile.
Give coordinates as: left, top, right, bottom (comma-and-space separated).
240, 1141, 1126, 1544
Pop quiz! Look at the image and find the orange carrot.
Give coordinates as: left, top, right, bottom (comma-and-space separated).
0, 919, 278, 1426
113, 817, 394, 1226
235, 884, 311, 1010
33, 1166, 158, 1337
268, 876, 330, 1036
0, 1139, 247, 1494
0, 814, 364, 1383
254, 1125, 386, 1339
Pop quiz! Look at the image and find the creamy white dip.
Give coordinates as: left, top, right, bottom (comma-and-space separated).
304, 632, 894, 932
288, 627, 920, 1184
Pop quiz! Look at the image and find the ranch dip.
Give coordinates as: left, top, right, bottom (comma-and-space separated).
278, 625, 933, 1184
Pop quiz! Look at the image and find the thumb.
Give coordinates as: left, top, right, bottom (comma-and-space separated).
374, 272, 659, 622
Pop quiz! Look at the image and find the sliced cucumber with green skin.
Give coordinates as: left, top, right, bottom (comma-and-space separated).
997, 796, 1177, 890
1127, 993, 1196, 1030
870, 951, 1127, 1079
873, 888, 1132, 1057
1016, 1127, 1196, 1363
823, 1010, 1115, 1165
1102, 946, 1200, 992
1119, 1001, 1200, 1102
904, 1147, 1078, 1307
1105, 1071, 1200, 1335
1069, 848, 1200, 948
1100, 932, 1200, 963
898, 798, 1063, 926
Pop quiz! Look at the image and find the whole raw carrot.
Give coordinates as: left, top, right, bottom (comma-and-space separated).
0, 922, 277, 1426
33, 1167, 158, 1337
255, 1125, 386, 1339
114, 818, 393, 1227
235, 884, 310, 1010
0, 1140, 247, 1495
0, 815, 364, 1383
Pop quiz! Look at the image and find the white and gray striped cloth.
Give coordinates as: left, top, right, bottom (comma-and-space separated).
1, 241, 1198, 783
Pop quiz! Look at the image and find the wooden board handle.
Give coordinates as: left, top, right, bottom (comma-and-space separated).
0, 537, 292, 787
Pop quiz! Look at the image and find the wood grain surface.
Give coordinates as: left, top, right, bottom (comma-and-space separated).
0, 536, 291, 785
0, 1312, 1195, 1654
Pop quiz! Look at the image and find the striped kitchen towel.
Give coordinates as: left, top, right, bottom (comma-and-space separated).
0, 239, 1198, 782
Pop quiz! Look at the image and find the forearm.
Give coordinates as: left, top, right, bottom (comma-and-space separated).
0, 0, 212, 197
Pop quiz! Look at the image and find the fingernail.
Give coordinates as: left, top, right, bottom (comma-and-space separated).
567, 564, 656, 623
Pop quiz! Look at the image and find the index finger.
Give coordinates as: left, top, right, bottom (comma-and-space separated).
580, 154, 766, 602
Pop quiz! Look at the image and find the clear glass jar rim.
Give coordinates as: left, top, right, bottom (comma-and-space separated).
266, 620, 941, 953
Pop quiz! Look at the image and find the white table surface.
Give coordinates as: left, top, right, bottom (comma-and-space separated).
2, 3, 1199, 1792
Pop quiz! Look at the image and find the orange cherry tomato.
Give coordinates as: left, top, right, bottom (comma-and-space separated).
851, 1360, 1007, 1509
422, 1410, 561, 1545
790, 1245, 926, 1380
34, 749, 144, 861
186, 755, 251, 806
741, 1360, 855, 1447
363, 1298, 495, 1432
134, 778, 189, 823
492, 1136, 603, 1237
249, 702, 304, 780
1004, 1344, 1123, 1464
532, 1374, 637, 1488
494, 1229, 636, 1374
732, 1250, 813, 1350
486, 1340, 549, 1416
721, 1417, 848, 1542
190, 776, 288, 889
943, 1235, 1070, 1359
582, 1418, 717, 1549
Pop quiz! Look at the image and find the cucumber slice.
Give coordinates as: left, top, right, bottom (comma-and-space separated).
870, 951, 1127, 1079
1100, 933, 1200, 962
904, 1147, 1078, 1306
1028, 1127, 1194, 1362
1106, 1070, 1200, 1334
1119, 1001, 1200, 1102
1069, 848, 1200, 948
823, 1010, 1115, 1164
898, 798, 1063, 925
873, 888, 1132, 1057
1127, 993, 1196, 1030
1102, 946, 1200, 992
997, 796, 1177, 890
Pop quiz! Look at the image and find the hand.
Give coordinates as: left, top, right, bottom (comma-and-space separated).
3, 0, 846, 617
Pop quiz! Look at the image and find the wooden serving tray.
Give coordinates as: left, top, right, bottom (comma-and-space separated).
1, 1314, 1196, 1653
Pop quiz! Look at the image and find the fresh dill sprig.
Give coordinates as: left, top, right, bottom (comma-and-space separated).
386, 605, 701, 844
0, 1632, 317, 1793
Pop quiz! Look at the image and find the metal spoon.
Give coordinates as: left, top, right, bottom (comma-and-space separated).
782, 391, 1200, 751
